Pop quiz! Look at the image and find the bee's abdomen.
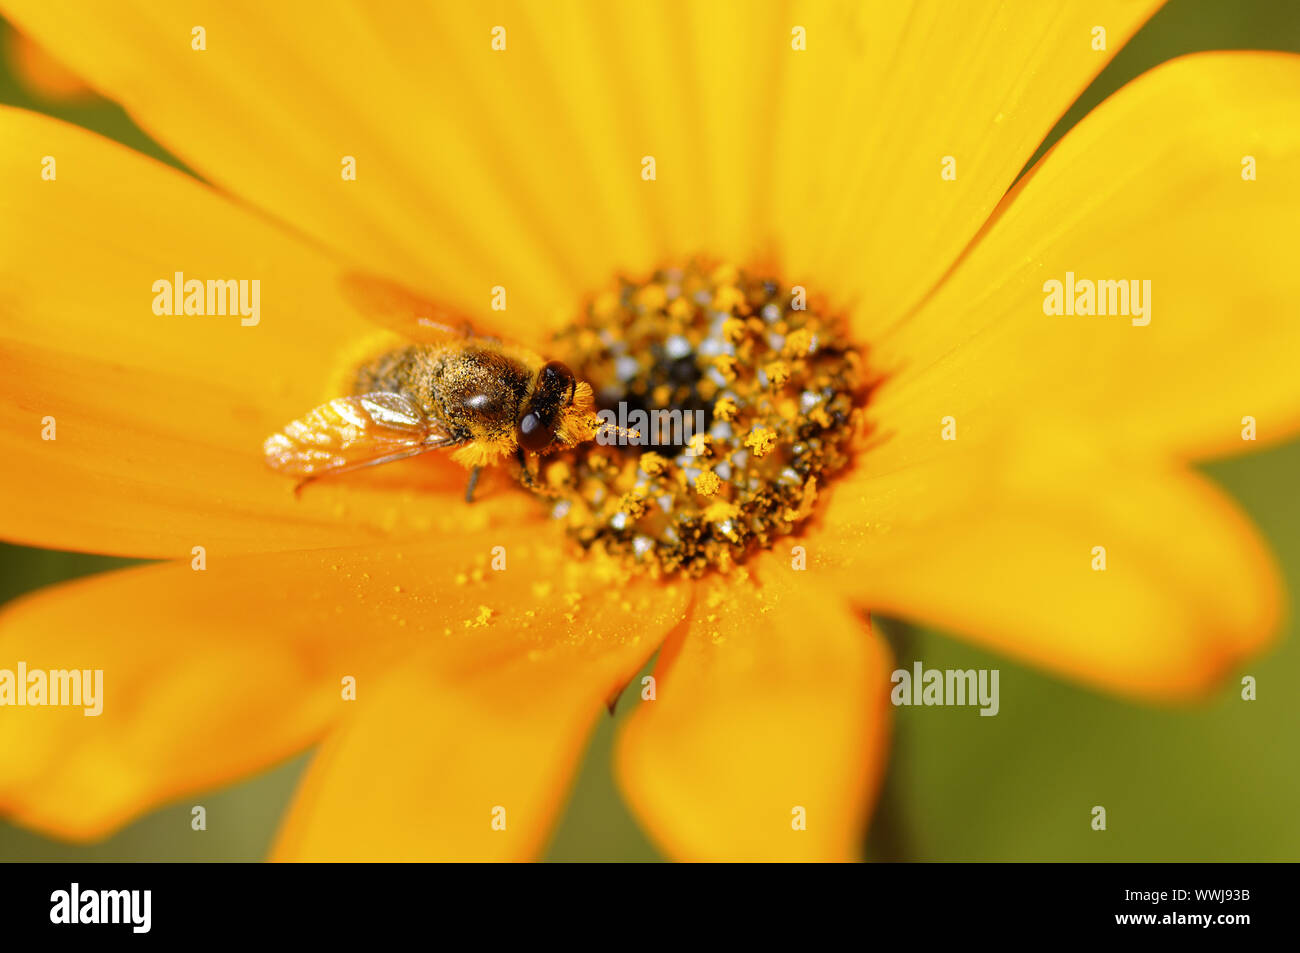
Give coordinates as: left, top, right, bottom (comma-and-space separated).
351, 345, 435, 404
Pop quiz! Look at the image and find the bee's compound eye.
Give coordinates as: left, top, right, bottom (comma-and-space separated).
517, 411, 555, 453
541, 361, 576, 402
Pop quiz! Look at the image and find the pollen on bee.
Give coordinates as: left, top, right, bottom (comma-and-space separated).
532, 260, 869, 577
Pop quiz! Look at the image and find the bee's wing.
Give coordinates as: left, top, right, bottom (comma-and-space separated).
339, 271, 474, 342
264, 392, 460, 481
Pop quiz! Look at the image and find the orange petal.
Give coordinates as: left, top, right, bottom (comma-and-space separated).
3, 1, 1162, 343
868, 52, 1300, 472
0, 528, 689, 845
814, 449, 1282, 701
615, 560, 891, 862
0, 1, 615, 345
770, 0, 1162, 327
271, 562, 690, 861
0, 106, 546, 557
0, 559, 335, 840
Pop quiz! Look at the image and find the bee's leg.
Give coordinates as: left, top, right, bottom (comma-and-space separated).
514, 447, 534, 488
464, 466, 482, 504
516, 447, 553, 493
513, 450, 566, 500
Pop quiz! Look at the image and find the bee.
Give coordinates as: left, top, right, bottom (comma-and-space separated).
264, 274, 598, 500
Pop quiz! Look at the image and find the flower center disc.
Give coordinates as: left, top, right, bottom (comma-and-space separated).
538, 260, 868, 577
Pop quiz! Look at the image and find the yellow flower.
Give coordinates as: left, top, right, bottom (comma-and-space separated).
0, 0, 1296, 862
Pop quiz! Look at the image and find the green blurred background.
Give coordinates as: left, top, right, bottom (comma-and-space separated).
1, 0, 1298, 861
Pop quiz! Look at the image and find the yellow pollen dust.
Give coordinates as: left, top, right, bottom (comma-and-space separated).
744, 426, 778, 457
464, 605, 494, 628
694, 470, 722, 496
713, 355, 739, 381
713, 395, 739, 421
686, 432, 712, 458
783, 328, 814, 357
763, 360, 792, 388
640, 451, 668, 475
618, 491, 649, 519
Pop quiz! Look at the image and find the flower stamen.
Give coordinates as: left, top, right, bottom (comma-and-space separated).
538, 260, 868, 576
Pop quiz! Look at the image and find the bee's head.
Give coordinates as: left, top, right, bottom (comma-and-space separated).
517, 360, 594, 453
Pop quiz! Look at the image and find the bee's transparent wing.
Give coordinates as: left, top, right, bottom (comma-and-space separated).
339, 271, 475, 342
264, 392, 460, 484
